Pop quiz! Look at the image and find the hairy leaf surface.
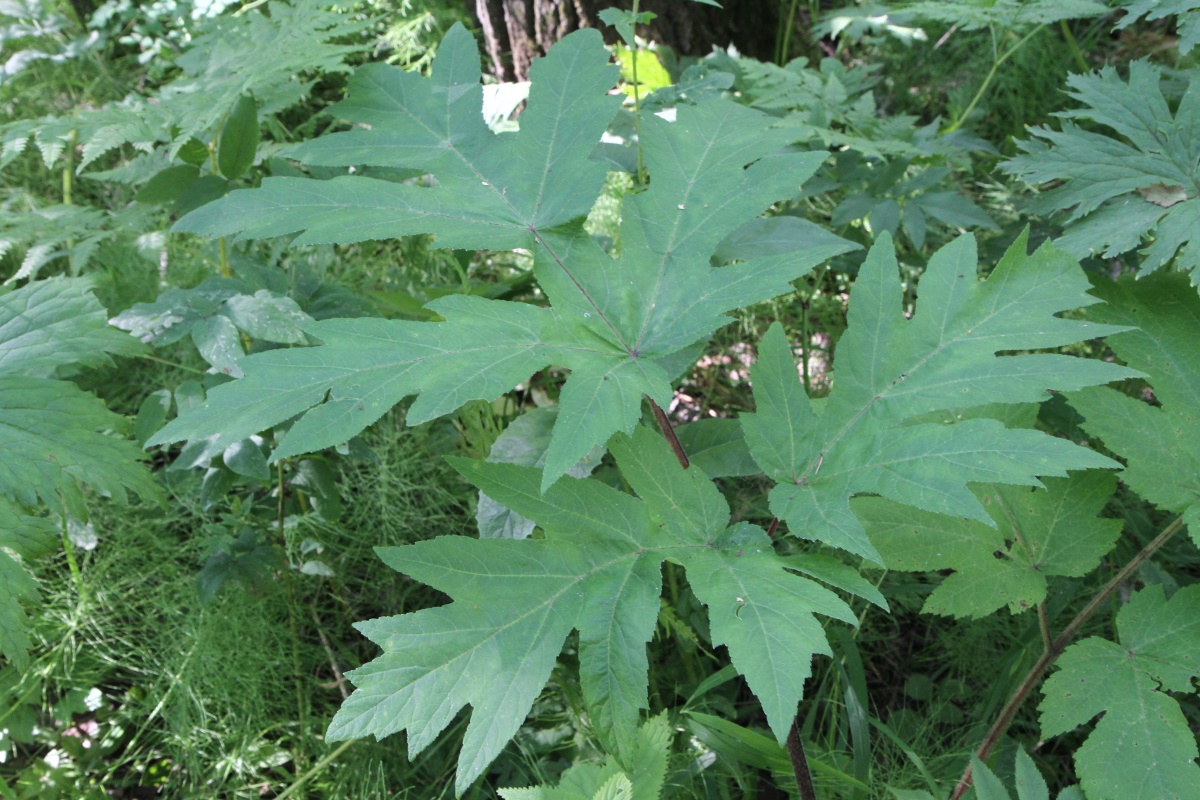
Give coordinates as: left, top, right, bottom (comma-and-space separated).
741, 233, 1133, 561
1040, 585, 1200, 800
155, 25, 848, 488
326, 427, 867, 793
1068, 272, 1200, 542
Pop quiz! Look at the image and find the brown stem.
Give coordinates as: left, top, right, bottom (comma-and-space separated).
648, 396, 689, 469
950, 514, 1185, 800
787, 715, 818, 800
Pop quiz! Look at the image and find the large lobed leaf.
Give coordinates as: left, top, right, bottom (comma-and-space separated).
155, 24, 851, 489
1003, 61, 1200, 284
325, 427, 876, 794
1068, 272, 1200, 543
741, 232, 1134, 561
1040, 585, 1200, 800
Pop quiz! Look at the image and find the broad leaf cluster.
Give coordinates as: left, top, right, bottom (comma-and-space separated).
155, 24, 851, 489
326, 427, 875, 793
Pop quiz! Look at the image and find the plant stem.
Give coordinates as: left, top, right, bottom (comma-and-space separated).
1059, 20, 1089, 73
272, 740, 357, 800
779, 0, 801, 65
949, 514, 1186, 800
57, 509, 87, 605
64, 130, 77, 270
787, 716, 818, 800
943, 24, 1044, 134
139, 353, 207, 375
630, 0, 646, 186
648, 396, 688, 469
278, 460, 308, 773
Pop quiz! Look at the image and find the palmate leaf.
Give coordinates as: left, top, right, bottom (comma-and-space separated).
1040, 585, 1200, 800
154, 25, 850, 489
1068, 272, 1200, 542
1003, 61, 1200, 284
854, 470, 1121, 618
326, 426, 875, 794
741, 232, 1134, 561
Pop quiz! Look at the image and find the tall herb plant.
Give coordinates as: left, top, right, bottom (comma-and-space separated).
146, 13, 1200, 799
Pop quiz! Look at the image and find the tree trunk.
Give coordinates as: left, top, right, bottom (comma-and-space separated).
472, 0, 782, 82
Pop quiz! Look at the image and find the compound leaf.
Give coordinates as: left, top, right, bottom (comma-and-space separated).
155, 25, 844, 490
1068, 272, 1200, 542
1040, 585, 1200, 800
742, 232, 1134, 561
1003, 61, 1200, 283
327, 426, 854, 793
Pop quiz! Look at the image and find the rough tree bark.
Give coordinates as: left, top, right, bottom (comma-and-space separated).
472, 0, 782, 82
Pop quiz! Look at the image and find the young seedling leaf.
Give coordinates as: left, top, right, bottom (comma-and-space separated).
155, 25, 843, 490
1040, 585, 1200, 800
1068, 272, 1200, 543
741, 232, 1133, 561
326, 427, 855, 793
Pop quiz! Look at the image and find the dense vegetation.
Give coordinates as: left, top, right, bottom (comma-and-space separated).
1, 1, 1198, 798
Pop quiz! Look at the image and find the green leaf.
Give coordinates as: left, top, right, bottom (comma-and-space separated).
902, 0, 1108, 30
477, 406, 603, 540
135, 164, 201, 204
1, 277, 144, 375
218, 94, 259, 180
741, 233, 1132, 561
1068, 272, 1200, 544
0, 278, 159, 670
1040, 585, 1200, 800
500, 714, 670, 800
674, 418, 759, 478
597, 8, 657, 49
326, 427, 854, 793
1003, 61, 1200, 282
855, 471, 1121, 618
1116, 1, 1200, 54
155, 25, 833, 490
0, 499, 56, 672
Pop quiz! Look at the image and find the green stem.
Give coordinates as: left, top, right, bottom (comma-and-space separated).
57, 509, 87, 605
63, 130, 77, 270
950, 514, 1186, 800
943, 24, 1044, 134
1059, 20, 1089, 73
630, 0, 646, 186
780, 0, 801, 65
139, 353, 206, 375
273, 740, 357, 800
278, 461, 308, 773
